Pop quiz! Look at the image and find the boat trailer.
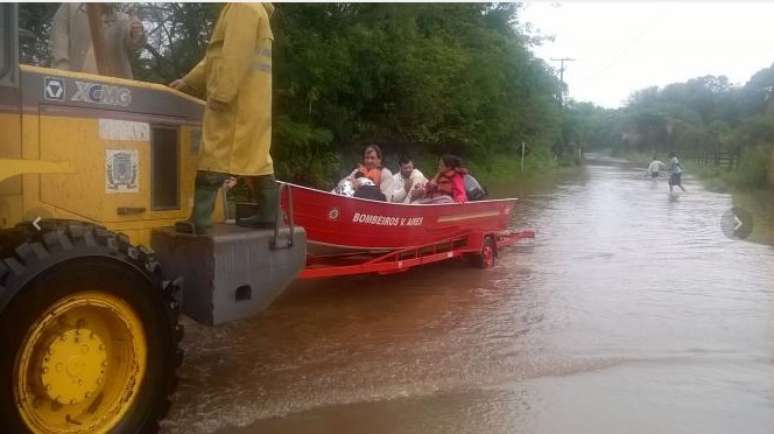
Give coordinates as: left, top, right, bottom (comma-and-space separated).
300, 228, 535, 279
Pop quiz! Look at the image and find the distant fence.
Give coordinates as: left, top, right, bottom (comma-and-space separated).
694, 150, 739, 170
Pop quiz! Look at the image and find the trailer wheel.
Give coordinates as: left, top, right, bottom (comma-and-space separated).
0, 221, 182, 434
471, 236, 496, 269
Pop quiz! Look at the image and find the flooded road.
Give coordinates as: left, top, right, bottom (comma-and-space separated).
162, 156, 774, 434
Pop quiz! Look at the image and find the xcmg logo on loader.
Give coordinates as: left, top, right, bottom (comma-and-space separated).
71, 80, 132, 107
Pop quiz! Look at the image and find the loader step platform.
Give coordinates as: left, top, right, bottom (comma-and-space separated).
151, 224, 306, 325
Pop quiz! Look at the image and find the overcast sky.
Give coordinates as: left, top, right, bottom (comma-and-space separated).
520, 1, 774, 108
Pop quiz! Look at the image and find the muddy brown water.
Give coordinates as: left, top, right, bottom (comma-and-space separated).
162, 155, 774, 434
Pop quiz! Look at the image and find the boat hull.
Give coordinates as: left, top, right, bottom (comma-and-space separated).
281, 183, 516, 250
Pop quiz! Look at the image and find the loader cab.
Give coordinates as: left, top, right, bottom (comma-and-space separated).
0, 2, 206, 243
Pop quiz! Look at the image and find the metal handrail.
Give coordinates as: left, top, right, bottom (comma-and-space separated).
272, 182, 295, 249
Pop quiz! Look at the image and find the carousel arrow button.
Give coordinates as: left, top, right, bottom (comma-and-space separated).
733, 215, 743, 231
721, 207, 753, 240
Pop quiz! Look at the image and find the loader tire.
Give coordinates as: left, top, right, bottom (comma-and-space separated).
0, 221, 183, 434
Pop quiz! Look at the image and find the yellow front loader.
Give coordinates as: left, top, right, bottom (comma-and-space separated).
0, 5, 305, 433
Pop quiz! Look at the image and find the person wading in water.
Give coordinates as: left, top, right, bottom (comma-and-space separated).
668, 152, 687, 193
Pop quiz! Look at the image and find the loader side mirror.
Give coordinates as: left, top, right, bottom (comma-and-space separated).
0, 3, 19, 87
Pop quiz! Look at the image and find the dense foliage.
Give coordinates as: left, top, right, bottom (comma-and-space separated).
19, 3, 574, 187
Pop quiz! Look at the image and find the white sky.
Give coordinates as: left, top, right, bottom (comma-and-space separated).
520, 1, 774, 108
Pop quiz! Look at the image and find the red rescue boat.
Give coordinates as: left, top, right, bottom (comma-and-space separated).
282, 182, 516, 250
277, 182, 535, 278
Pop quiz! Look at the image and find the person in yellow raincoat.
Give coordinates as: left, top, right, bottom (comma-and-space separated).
170, 2, 276, 233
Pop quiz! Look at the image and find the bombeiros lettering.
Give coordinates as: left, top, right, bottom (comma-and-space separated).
72, 81, 132, 107
352, 212, 423, 227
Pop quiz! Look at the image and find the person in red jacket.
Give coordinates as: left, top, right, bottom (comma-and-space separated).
420, 154, 468, 204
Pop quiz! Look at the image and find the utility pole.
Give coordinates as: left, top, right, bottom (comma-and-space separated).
550, 57, 575, 106
551, 57, 576, 163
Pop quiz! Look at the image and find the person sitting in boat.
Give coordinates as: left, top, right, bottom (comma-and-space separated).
390, 155, 428, 203
416, 154, 468, 204
347, 144, 394, 201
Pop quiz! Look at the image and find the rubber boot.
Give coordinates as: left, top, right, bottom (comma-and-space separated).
175, 171, 228, 235
237, 175, 278, 229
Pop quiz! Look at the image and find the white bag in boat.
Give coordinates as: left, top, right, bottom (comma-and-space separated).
333, 178, 356, 197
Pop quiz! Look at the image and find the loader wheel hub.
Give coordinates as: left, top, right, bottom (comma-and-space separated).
40, 329, 106, 404
15, 291, 148, 434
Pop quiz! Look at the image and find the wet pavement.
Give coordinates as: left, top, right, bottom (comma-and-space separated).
162, 155, 774, 434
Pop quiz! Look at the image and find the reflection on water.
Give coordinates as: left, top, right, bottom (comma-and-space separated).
162, 155, 774, 434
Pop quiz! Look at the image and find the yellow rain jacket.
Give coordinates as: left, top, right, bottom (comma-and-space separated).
182, 3, 274, 176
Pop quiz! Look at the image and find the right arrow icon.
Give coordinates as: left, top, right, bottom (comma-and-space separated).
733, 214, 743, 232
721, 207, 753, 240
